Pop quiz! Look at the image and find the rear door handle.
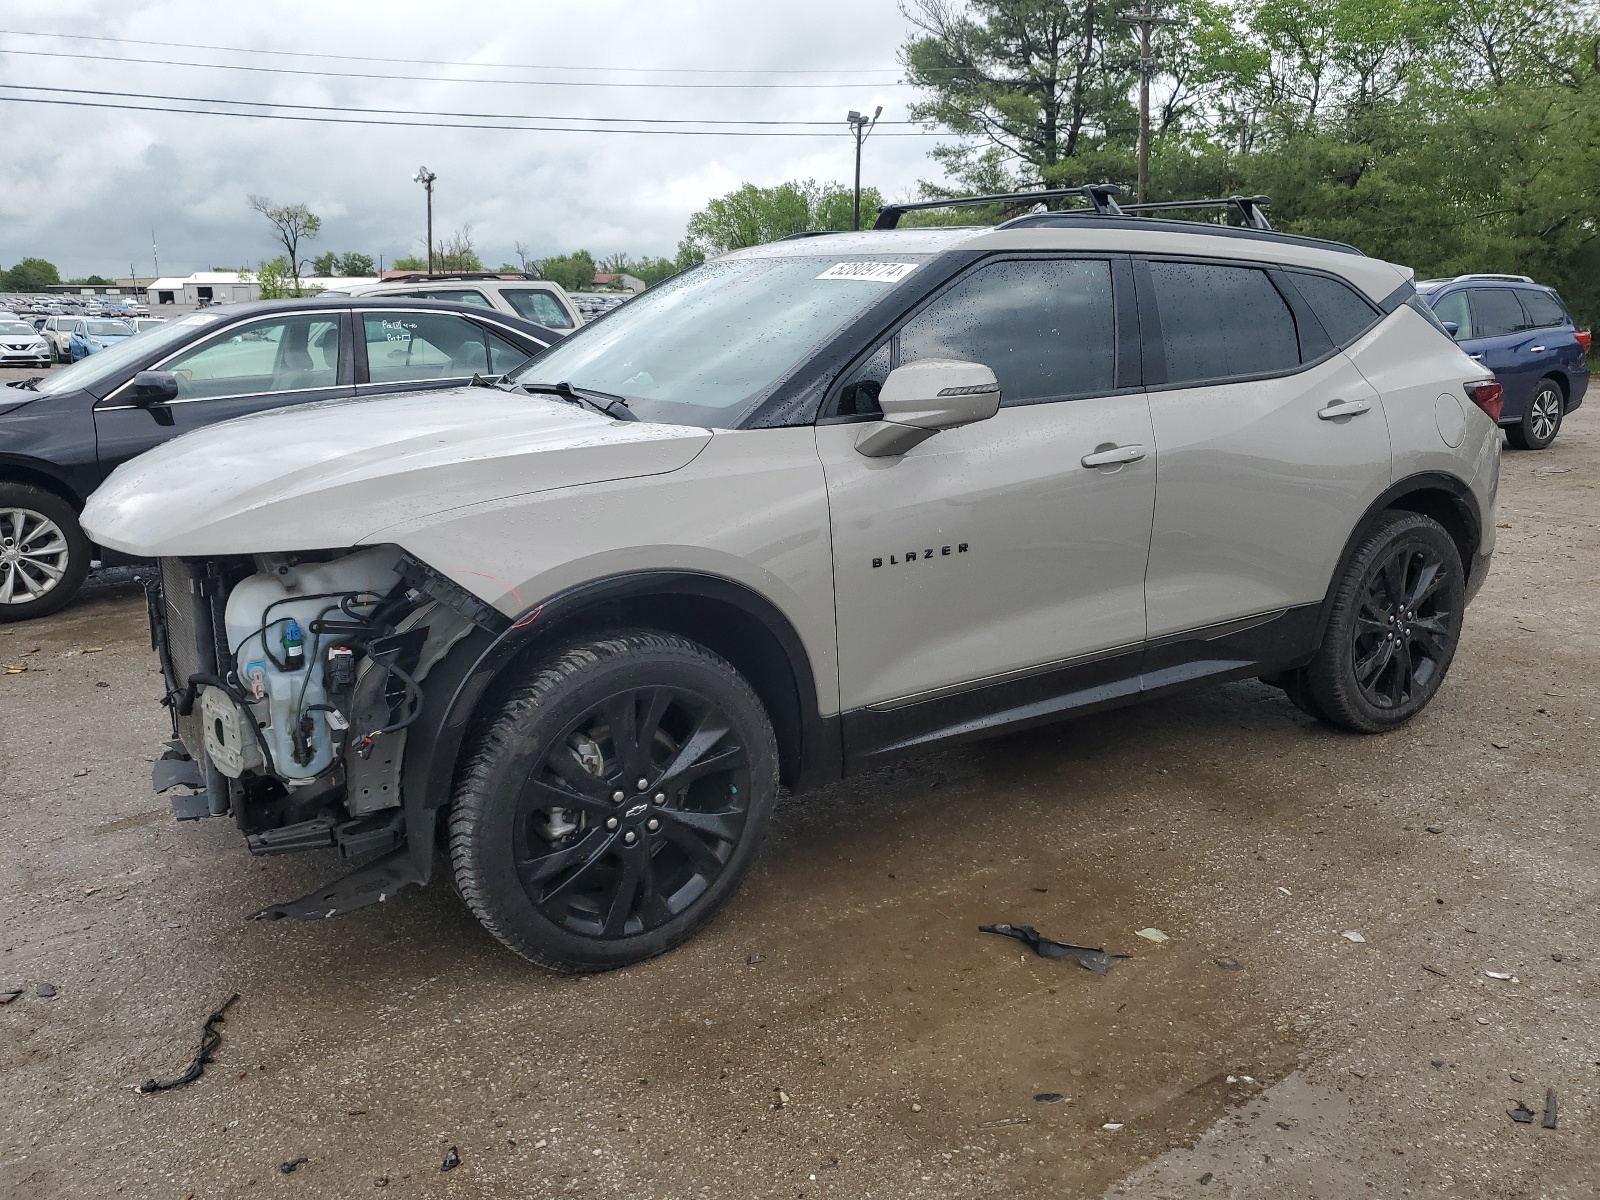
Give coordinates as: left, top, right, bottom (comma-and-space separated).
1080, 444, 1147, 468
1317, 400, 1372, 420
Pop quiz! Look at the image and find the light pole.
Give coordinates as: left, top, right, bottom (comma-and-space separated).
412, 166, 438, 272
847, 107, 882, 230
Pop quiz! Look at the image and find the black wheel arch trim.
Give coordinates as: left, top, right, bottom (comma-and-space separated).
397, 569, 840, 880
1314, 472, 1484, 646
0, 455, 85, 509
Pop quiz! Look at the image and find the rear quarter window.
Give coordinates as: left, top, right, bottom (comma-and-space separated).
501, 288, 575, 329
1289, 271, 1381, 347
1520, 290, 1568, 328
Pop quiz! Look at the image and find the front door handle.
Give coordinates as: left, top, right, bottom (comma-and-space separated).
1529, 345, 1546, 353
1317, 400, 1372, 421
1080, 443, 1147, 468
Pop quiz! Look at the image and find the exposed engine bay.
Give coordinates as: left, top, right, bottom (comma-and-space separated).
149, 546, 484, 867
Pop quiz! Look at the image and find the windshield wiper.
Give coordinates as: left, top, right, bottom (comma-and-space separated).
518, 380, 639, 421
7, 377, 42, 391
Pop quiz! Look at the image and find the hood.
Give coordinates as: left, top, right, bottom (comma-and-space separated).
82, 387, 713, 556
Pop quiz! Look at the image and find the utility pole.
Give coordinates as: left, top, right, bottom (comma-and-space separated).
412, 166, 438, 271
1119, 3, 1175, 205
151, 230, 159, 279
847, 107, 882, 230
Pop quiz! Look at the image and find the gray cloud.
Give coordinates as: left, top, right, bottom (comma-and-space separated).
0, 0, 952, 277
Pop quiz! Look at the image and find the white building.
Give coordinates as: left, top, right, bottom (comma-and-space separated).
146, 272, 380, 306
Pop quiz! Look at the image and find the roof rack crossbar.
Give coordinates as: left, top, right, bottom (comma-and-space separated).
872, 184, 1125, 230
1115, 195, 1274, 231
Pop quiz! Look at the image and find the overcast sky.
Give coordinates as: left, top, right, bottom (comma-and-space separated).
0, 0, 957, 279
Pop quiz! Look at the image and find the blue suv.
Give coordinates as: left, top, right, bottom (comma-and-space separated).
1418, 275, 1590, 450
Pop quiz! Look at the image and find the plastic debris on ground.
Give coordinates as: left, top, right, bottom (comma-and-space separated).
1033, 1093, 1066, 1104
1422, 964, 1449, 977
134, 993, 240, 1094
0, 988, 21, 1005
1485, 970, 1520, 982
1102, 1122, 1125, 1131
1543, 1090, 1558, 1130
978, 924, 1131, 974
279, 1157, 308, 1174
1509, 1102, 1536, 1125
1135, 928, 1169, 943
1214, 957, 1242, 971
977, 1116, 1029, 1129
1340, 931, 1366, 943
34, 983, 55, 997
441, 1146, 461, 1171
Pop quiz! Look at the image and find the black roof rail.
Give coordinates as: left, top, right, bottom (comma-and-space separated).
872, 184, 1126, 230
1114, 194, 1274, 230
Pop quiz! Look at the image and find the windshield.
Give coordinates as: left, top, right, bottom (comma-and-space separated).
507, 255, 929, 427
0, 322, 35, 336
87, 321, 134, 337
34, 312, 224, 395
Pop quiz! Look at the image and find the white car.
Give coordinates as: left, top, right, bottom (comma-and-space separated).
0, 318, 51, 369
323, 273, 583, 331
38, 315, 79, 363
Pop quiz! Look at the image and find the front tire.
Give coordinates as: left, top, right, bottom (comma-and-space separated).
449, 630, 779, 972
1507, 379, 1563, 450
1304, 512, 1465, 733
0, 484, 91, 622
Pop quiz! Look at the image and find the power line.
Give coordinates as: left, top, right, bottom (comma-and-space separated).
0, 27, 914, 77
0, 83, 916, 127
0, 92, 947, 136
0, 46, 920, 90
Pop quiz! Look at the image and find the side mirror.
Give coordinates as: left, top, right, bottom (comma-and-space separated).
130, 370, 180, 406
1441, 321, 1460, 338
855, 359, 1001, 458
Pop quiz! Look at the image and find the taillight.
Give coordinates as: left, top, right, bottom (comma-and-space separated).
1577, 329, 1592, 354
1465, 380, 1504, 423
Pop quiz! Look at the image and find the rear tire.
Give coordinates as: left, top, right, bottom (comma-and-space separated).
449, 630, 779, 972
1304, 512, 1465, 733
1506, 379, 1563, 450
0, 483, 91, 622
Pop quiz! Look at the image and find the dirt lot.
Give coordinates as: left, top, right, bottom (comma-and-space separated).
1, 397, 1597, 1199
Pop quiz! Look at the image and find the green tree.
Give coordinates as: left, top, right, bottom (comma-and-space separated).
2, 257, 62, 291
311, 251, 341, 276
390, 255, 428, 271
65, 274, 114, 287
678, 180, 886, 261
901, 0, 1140, 191
247, 196, 320, 289
537, 250, 597, 292
252, 256, 322, 299
338, 252, 375, 276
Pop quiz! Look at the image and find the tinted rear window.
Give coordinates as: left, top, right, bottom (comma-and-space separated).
1520, 289, 1567, 328
1150, 262, 1299, 385
1291, 271, 1380, 347
1469, 288, 1530, 337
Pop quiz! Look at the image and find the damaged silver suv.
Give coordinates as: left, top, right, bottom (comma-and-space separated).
82, 187, 1500, 972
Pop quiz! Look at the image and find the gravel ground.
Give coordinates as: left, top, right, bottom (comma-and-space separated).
0, 399, 1596, 1199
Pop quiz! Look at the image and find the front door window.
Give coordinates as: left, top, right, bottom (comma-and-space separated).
164, 315, 341, 399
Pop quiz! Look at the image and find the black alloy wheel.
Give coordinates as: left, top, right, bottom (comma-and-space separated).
515, 683, 752, 939
1507, 379, 1563, 450
1304, 511, 1466, 732
450, 631, 778, 971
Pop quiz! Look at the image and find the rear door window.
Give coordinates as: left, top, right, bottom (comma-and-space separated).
1149, 262, 1299, 384
363, 312, 529, 383
1468, 288, 1531, 337
896, 258, 1116, 407
500, 287, 575, 328
1289, 271, 1380, 347
1520, 290, 1568, 328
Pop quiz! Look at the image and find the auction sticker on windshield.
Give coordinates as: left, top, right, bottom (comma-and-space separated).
816, 262, 919, 283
